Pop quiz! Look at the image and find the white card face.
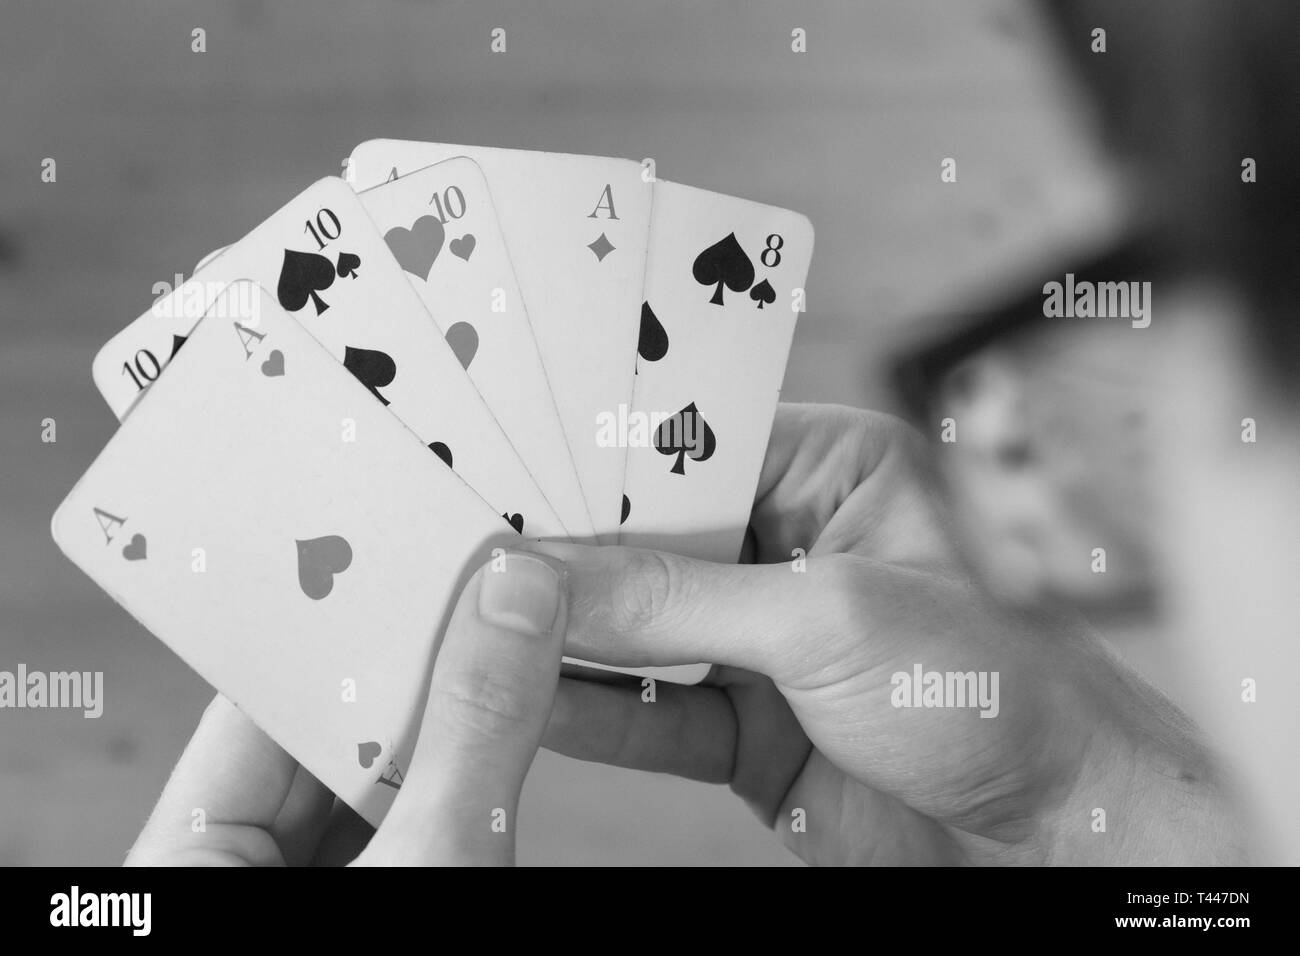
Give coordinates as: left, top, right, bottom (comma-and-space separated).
92, 177, 564, 539
193, 246, 227, 273
619, 181, 813, 563
57, 285, 517, 825
349, 141, 654, 543
358, 158, 596, 542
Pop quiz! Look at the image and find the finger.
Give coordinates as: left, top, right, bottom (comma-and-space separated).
269, 766, 337, 866
545, 670, 814, 824
543, 675, 737, 783
749, 403, 883, 559
363, 552, 567, 866
311, 801, 376, 866
131, 694, 331, 864
522, 541, 859, 684
752, 404, 953, 568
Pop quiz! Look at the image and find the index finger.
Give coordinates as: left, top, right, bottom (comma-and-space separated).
130, 694, 331, 862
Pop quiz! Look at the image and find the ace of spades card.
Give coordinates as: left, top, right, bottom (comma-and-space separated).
348, 141, 654, 543
358, 157, 596, 542
91, 177, 564, 539
56, 284, 518, 826
620, 181, 813, 564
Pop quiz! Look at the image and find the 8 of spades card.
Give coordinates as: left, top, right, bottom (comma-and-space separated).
56, 283, 518, 826
92, 177, 564, 539
620, 180, 813, 565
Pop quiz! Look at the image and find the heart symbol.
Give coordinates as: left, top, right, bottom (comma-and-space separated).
445, 322, 479, 369
260, 349, 285, 377
503, 512, 524, 534
295, 534, 353, 600
357, 741, 381, 769
449, 234, 476, 261
122, 533, 147, 561
384, 216, 445, 281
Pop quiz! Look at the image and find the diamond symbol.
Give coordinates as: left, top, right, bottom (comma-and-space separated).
587, 232, 615, 262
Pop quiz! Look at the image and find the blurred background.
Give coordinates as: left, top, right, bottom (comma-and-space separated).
2, 0, 1170, 865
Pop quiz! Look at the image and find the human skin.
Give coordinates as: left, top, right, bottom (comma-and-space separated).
125, 552, 569, 866
536, 404, 1247, 865
126, 404, 1245, 866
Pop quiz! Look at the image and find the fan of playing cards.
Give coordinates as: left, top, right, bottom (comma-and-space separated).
52, 140, 813, 824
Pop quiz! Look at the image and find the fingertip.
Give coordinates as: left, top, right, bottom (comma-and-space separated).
476, 551, 566, 638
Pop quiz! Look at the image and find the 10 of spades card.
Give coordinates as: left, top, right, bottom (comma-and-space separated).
92, 177, 564, 539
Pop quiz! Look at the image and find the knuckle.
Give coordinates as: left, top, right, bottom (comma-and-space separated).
771, 553, 878, 686
872, 409, 922, 442
809, 553, 872, 630
606, 548, 681, 634
860, 408, 925, 454
430, 667, 534, 739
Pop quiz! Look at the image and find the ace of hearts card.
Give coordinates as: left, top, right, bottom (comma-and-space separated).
58, 283, 519, 825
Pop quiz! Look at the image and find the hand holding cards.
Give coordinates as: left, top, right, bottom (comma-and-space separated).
56, 141, 814, 824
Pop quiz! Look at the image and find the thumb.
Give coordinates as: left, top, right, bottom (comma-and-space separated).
524, 541, 857, 684
362, 551, 567, 865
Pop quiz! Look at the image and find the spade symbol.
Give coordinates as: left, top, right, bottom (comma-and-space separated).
428, 441, 453, 468
342, 345, 397, 406
654, 402, 716, 475
336, 251, 361, 279
620, 494, 631, 525
168, 333, 188, 360
749, 278, 776, 309
502, 512, 525, 534
277, 249, 336, 315
296, 534, 353, 600
692, 233, 754, 306
638, 301, 669, 363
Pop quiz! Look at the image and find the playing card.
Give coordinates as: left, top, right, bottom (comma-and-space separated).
358, 158, 596, 542
56, 284, 517, 825
193, 246, 227, 273
92, 177, 564, 539
619, 181, 814, 563
348, 141, 654, 543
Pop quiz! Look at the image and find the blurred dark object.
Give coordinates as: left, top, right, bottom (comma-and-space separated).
892, 234, 1172, 421
1042, 0, 1300, 392
887, 0, 1300, 611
